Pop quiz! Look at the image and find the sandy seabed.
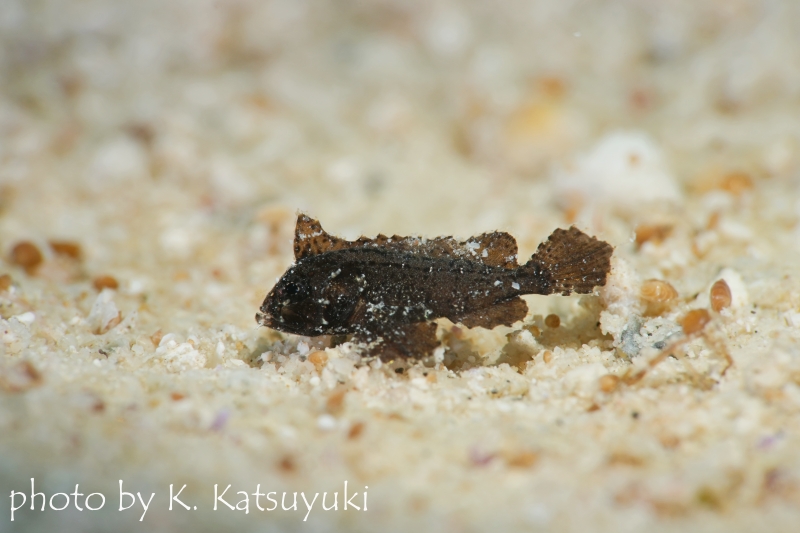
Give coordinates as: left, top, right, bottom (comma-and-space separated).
2, 1, 800, 532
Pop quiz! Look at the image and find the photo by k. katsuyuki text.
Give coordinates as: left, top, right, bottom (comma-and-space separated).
257, 215, 613, 360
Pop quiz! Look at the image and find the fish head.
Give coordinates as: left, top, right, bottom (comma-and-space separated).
256, 260, 362, 336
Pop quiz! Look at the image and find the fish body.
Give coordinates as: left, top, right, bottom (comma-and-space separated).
257, 215, 613, 358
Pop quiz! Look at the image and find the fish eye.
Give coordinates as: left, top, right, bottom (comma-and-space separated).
284, 282, 300, 296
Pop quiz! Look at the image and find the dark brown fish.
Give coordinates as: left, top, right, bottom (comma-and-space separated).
257, 214, 613, 359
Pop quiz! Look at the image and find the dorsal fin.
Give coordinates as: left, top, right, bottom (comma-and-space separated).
294, 214, 352, 259
293, 214, 518, 268
378, 231, 518, 267
463, 232, 519, 268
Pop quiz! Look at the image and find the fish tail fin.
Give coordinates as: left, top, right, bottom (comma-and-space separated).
519, 227, 613, 295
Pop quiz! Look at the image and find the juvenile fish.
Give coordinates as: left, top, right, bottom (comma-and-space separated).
257, 215, 613, 359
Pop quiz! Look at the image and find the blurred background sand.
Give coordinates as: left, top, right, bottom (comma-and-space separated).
2, 1, 800, 531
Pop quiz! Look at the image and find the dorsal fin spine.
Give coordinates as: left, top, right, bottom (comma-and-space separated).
293, 213, 521, 267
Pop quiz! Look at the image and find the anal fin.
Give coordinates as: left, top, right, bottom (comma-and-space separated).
455, 297, 528, 329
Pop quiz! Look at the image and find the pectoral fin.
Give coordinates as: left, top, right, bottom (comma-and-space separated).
354, 322, 439, 361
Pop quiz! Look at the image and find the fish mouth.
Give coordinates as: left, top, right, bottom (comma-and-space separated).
257, 303, 317, 335
256, 304, 301, 330
255, 309, 273, 327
